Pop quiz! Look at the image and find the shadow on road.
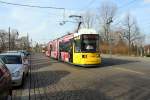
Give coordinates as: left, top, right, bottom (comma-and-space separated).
32, 62, 51, 70
29, 70, 70, 89
95, 73, 150, 100
14, 89, 113, 100
97, 57, 139, 68
68, 57, 139, 69
31, 58, 60, 70
48, 57, 139, 69
46, 89, 112, 100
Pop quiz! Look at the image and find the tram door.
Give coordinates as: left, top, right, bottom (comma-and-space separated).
69, 39, 73, 63
49, 45, 52, 57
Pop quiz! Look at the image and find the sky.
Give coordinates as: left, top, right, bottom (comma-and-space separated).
0, 0, 150, 45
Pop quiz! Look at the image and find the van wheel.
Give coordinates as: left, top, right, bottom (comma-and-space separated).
26, 70, 29, 76
9, 89, 12, 96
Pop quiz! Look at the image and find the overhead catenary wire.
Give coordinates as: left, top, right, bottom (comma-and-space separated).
115, 0, 139, 19
81, 0, 97, 11
0, 0, 64, 10
0, 0, 66, 20
116, 0, 139, 17
111, 0, 149, 45
112, 0, 139, 27
118, 0, 138, 9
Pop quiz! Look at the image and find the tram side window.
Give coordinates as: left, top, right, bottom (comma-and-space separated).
60, 41, 71, 52
74, 39, 81, 52
59, 43, 63, 52
59, 42, 65, 52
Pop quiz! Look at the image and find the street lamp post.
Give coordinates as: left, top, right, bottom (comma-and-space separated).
106, 17, 113, 58
8, 27, 11, 51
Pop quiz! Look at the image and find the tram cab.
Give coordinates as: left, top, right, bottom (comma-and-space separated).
73, 28, 101, 66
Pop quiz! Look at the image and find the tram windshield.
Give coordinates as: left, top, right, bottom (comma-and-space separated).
81, 34, 99, 52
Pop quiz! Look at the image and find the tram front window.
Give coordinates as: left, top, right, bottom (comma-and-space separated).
82, 34, 99, 52
74, 39, 81, 52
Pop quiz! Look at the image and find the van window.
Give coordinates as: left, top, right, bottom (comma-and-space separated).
5, 55, 22, 64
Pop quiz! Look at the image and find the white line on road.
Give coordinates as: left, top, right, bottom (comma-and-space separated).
115, 67, 145, 75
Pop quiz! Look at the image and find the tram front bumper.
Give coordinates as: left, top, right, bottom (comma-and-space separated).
80, 58, 101, 65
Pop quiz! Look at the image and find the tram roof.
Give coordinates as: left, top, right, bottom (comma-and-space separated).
48, 28, 98, 43
74, 28, 98, 37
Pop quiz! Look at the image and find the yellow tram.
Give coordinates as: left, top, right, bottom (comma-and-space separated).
47, 28, 101, 67
72, 29, 101, 66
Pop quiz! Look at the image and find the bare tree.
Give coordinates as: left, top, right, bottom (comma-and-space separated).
17, 36, 29, 50
0, 30, 7, 51
123, 13, 144, 55
98, 1, 117, 42
10, 29, 19, 50
0, 28, 30, 52
82, 10, 96, 29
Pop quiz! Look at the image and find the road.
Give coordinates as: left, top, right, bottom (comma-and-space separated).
11, 53, 150, 100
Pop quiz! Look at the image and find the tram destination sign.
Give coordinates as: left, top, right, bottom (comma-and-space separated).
82, 34, 98, 40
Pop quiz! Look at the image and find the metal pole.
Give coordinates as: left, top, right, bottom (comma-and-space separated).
108, 25, 112, 58
8, 27, 10, 51
106, 17, 113, 58
27, 33, 29, 50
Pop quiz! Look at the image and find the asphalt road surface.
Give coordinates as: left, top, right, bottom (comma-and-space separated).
11, 53, 150, 100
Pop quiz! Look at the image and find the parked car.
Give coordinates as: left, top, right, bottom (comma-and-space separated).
4, 50, 29, 68
0, 52, 29, 86
4, 50, 18, 53
5, 50, 30, 57
0, 58, 12, 100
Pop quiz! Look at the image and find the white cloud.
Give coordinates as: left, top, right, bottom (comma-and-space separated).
144, 0, 150, 3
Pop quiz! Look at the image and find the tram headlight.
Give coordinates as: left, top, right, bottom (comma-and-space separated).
96, 54, 100, 57
82, 55, 87, 58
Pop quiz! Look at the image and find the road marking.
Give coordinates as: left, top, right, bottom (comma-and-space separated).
115, 67, 145, 75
